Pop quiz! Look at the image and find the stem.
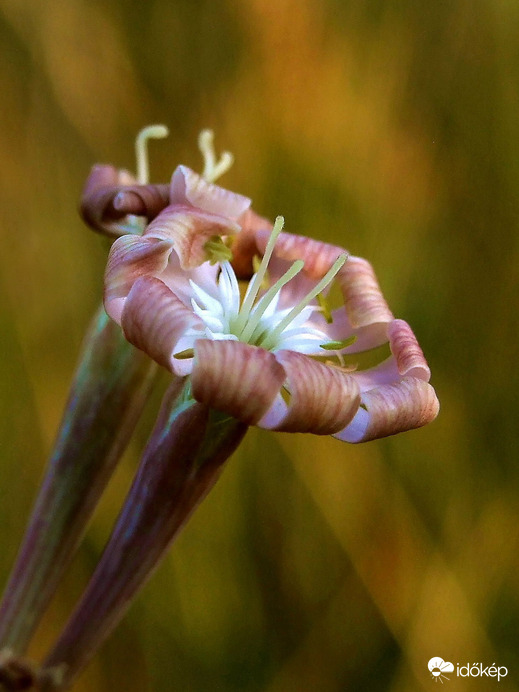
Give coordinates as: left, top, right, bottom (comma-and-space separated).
0, 306, 157, 653
40, 385, 247, 690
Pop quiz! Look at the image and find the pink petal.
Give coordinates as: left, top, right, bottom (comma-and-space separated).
110, 184, 170, 219
334, 377, 440, 443
259, 351, 361, 434
336, 255, 394, 330
104, 236, 173, 323
121, 277, 204, 374
80, 165, 170, 236
80, 164, 135, 236
143, 205, 242, 269
170, 165, 251, 218
191, 340, 286, 424
351, 319, 432, 392
306, 309, 386, 353
387, 319, 431, 381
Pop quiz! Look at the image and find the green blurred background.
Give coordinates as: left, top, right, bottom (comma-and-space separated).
1, 0, 518, 690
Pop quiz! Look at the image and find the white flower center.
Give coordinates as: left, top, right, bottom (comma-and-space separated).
185, 217, 348, 355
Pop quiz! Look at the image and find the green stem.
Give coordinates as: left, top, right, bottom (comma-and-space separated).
40, 384, 247, 691
0, 305, 157, 653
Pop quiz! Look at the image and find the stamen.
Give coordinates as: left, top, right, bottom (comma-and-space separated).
173, 348, 195, 359
316, 293, 333, 323
259, 254, 348, 350
198, 129, 234, 183
239, 260, 304, 342
252, 255, 270, 289
233, 216, 285, 334
135, 124, 169, 185
319, 335, 357, 350
203, 236, 234, 265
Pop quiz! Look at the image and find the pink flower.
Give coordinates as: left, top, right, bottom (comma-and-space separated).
103, 166, 439, 443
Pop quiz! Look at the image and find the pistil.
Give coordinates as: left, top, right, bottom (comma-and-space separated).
135, 124, 169, 185
199, 129, 234, 183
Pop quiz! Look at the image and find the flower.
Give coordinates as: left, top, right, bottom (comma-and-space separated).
102, 161, 439, 443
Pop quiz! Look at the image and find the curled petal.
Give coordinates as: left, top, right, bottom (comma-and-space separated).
170, 165, 251, 218
191, 340, 285, 424
336, 256, 393, 330
80, 165, 136, 236
334, 377, 440, 443
121, 277, 203, 373
80, 165, 170, 236
105, 236, 173, 323
110, 184, 170, 219
144, 205, 242, 269
259, 351, 361, 434
352, 319, 432, 391
388, 319, 431, 381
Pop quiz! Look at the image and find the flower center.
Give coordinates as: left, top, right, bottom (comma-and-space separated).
188, 217, 349, 355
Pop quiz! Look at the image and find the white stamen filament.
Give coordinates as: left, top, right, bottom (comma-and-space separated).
199, 129, 234, 183
259, 254, 348, 350
135, 124, 169, 185
233, 216, 285, 334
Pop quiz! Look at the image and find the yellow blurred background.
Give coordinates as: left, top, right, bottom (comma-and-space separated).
1, 0, 518, 690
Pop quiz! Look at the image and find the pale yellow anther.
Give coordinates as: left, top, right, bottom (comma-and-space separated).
198, 129, 234, 183
203, 236, 234, 265
135, 124, 169, 185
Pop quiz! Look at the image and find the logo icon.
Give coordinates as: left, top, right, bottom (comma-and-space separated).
428, 657, 454, 683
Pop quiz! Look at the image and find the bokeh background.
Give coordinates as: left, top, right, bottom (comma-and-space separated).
1, 0, 518, 690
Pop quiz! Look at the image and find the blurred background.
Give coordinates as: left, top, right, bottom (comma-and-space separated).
1, 0, 518, 690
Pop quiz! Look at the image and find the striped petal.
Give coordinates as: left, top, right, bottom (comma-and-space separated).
104, 236, 173, 323
259, 351, 361, 434
305, 255, 395, 353
352, 319, 431, 392
80, 164, 169, 236
170, 165, 251, 218
336, 255, 394, 330
143, 205, 242, 269
191, 340, 286, 424
387, 319, 431, 381
334, 377, 440, 443
121, 277, 204, 375
109, 184, 170, 219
